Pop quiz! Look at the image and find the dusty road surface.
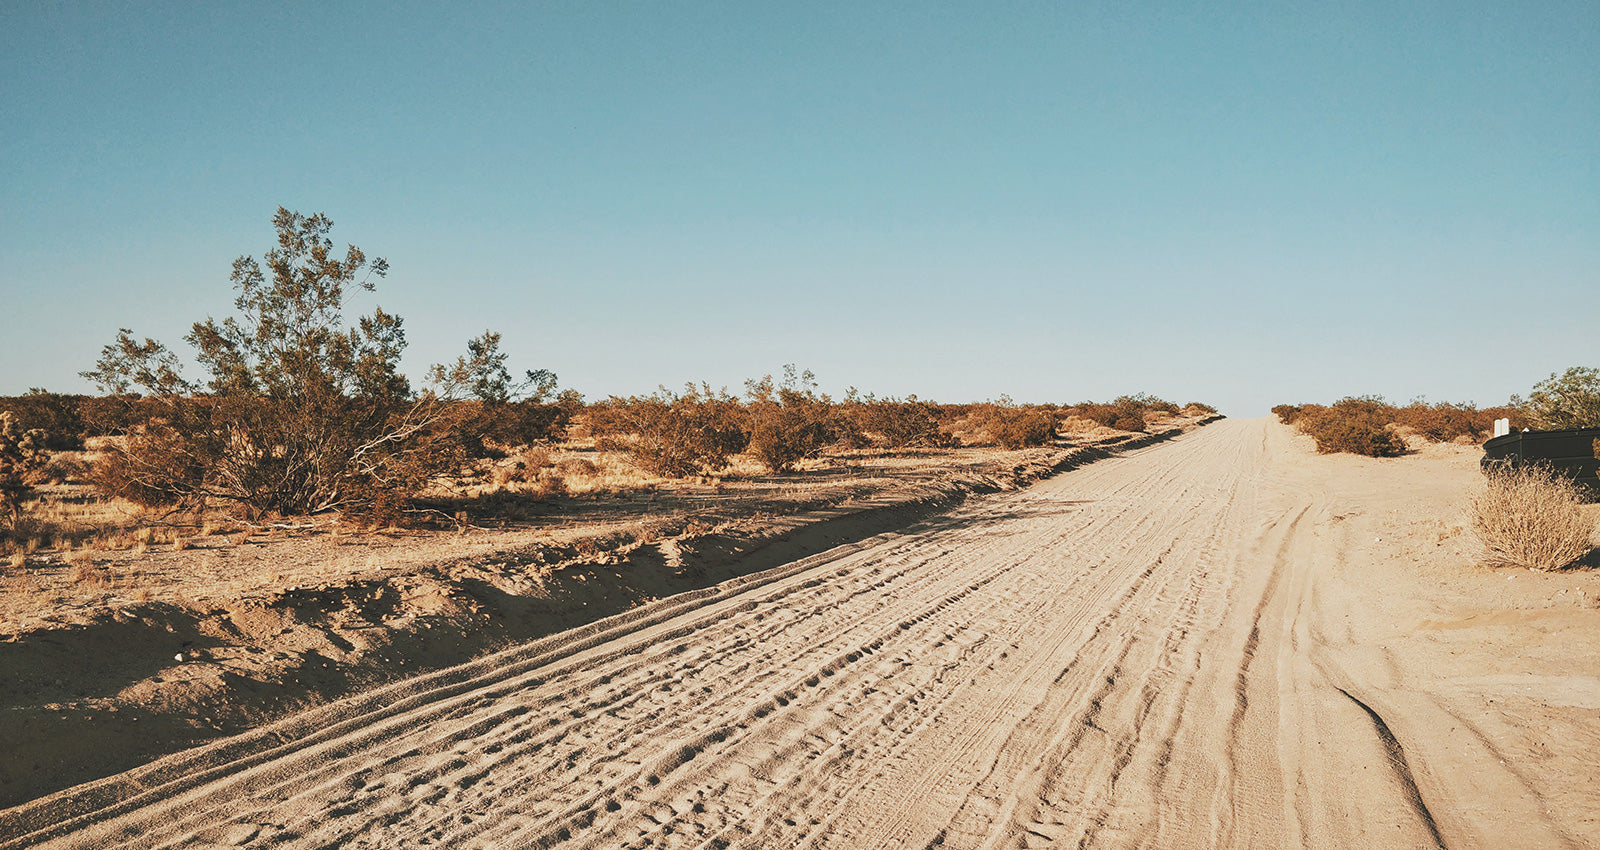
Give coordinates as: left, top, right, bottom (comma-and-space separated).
5, 418, 1597, 849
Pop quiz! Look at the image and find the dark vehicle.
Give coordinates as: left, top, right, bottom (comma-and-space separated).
1481, 427, 1600, 497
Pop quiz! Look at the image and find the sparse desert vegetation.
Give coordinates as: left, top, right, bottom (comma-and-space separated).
9, 209, 1596, 846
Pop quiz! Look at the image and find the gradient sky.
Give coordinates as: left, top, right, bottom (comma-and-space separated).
3, 2, 1595, 416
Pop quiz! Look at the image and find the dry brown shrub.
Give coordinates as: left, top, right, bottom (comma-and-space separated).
520, 446, 552, 470
36, 454, 90, 485
1393, 402, 1488, 443
1110, 416, 1146, 433
73, 563, 112, 587
534, 472, 567, 499
1290, 398, 1407, 457
983, 406, 1058, 449
1471, 465, 1595, 571
556, 457, 600, 478
1272, 404, 1305, 425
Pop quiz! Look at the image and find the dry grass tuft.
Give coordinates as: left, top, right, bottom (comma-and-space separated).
1471, 465, 1596, 571
7, 551, 24, 570
72, 564, 112, 587
63, 547, 95, 567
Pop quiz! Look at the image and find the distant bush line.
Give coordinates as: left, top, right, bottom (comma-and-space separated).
1, 207, 1220, 533
1272, 397, 1528, 457
0, 385, 1211, 522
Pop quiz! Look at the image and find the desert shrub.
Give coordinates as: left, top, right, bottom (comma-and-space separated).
1284, 397, 1531, 447
1519, 366, 1600, 430
1182, 401, 1218, 416
1110, 416, 1146, 433
1303, 417, 1407, 457
589, 385, 748, 477
1293, 397, 1406, 457
745, 367, 838, 473
81, 208, 542, 521
983, 405, 1057, 449
1070, 394, 1173, 433
0, 412, 49, 529
430, 332, 571, 458
1393, 401, 1486, 442
0, 390, 89, 450
1142, 397, 1180, 416
1471, 464, 1594, 570
37, 453, 91, 485
1271, 404, 1304, 425
556, 457, 600, 478
839, 394, 952, 449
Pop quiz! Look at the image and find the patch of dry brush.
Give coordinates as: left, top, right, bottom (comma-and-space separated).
1273, 397, 1526, 457
1471, 465, 1595, 571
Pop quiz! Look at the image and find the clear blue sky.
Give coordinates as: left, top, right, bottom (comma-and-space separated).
3, 2, 1595, 416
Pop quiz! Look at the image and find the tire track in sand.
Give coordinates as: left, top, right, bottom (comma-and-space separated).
6, 419, 1489, 849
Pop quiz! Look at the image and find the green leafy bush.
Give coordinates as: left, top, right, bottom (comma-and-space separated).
1519, 366, 1600, 429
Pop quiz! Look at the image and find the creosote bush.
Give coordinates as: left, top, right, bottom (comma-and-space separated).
1070, 395, 1176, 433
983, 405, 1057, 449
1275, 396, 1532, 457
588, 385, 748, 477
0, 412, 49, 529
1291, 397, 1408, 457
838, 394, 953, 449
744, 367, 838, 473
1519, 366, 1600, 430
80, 208, 553, 523
1471, 465, 1595, 571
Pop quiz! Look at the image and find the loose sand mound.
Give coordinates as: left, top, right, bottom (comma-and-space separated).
5, 418, 1598, 848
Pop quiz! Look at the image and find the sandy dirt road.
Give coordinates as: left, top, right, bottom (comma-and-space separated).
6, 418, 1596, 849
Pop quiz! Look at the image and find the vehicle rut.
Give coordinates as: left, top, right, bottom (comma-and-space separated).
3, 419, 1499, 849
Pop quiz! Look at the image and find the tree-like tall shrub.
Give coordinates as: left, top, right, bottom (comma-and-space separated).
82, 208, 527, 521
1520, 367, 1600, 429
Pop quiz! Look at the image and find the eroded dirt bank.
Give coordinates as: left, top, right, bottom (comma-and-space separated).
6, 418, 1599, 849
0, 428, 1192, 812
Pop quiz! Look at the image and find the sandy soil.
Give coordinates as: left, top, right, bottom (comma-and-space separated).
4, 418, 1598, 848
0, 427, 1190, 811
